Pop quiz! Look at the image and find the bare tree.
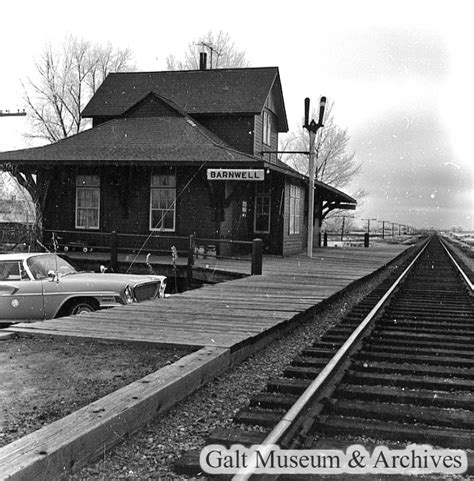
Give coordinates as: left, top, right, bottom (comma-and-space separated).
324, 215, 356, 237
280, 102, 364, 229
22, 35, 134, 143
166, 30, 250, 70
2, 36, 134, 245
281, 102, 361, 187
2, 164, 50, 242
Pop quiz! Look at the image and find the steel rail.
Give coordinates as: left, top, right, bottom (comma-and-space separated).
232, 239, 430, 481
439, 236, 474, 291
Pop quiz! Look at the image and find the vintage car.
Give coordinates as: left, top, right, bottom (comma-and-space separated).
0, 253, 167, 322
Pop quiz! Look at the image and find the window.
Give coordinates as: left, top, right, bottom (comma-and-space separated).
150, 173, 176, 231
254, 183, 271, 233
0, 261, 29, 281
76, 175, 100, 229
27, 255, 76, 280
263, 111, 272, 146
289, 184, 302, 235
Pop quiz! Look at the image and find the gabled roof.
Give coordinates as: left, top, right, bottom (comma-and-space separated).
82, 67, 288, 131
0, 116, 262, 165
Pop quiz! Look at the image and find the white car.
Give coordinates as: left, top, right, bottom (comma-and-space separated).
0, 253, 166, 322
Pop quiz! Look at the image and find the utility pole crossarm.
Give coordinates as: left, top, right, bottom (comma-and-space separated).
0, 109, 26, 117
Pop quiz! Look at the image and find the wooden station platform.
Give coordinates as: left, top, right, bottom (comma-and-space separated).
1, 243, 412, 480
9, 243, 411, 350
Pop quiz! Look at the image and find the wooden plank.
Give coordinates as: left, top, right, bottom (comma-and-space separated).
9, 244, 411, 351
0, 244, 412, 479
15, 309, 297, 328
10, 328, 240, 348
14, 322, 278, 338
82, 305, 296, 321
11, 326, 245, 344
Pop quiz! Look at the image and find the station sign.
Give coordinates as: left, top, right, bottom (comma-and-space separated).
207, 169, 265, 181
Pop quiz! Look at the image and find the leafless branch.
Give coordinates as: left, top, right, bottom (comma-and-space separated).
22, 35, 135, 144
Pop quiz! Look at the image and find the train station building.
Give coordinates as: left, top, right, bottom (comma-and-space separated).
0, 61, 356, 256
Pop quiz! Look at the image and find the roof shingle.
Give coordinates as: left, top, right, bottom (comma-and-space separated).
0, 116, 259, 165
82, 67, 288, 130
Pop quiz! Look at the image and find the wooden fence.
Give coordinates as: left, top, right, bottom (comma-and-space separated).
43, 229, 263, 277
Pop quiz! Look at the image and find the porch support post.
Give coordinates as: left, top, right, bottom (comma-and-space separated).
110, 231, 118, 271
187, 233, 195, 287
251, 238, 263, 275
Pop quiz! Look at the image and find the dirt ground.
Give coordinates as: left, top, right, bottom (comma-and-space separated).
0, 335, 194, 448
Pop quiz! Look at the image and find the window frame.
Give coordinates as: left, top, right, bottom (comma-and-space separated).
289, 184, 302, 235
254, 183, 271, 234
75, 174, 100, 230
262, 110, 272, 146
149, 172, 177, 232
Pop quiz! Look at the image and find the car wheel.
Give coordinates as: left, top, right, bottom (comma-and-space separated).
69, 301, 96, 316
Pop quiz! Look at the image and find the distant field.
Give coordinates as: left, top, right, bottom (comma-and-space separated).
445, 231, 474, 259
451, 232, 474, 246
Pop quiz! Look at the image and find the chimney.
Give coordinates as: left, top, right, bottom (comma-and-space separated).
199, 52, 207, 70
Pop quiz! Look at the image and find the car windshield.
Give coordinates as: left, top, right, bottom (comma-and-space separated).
26, 254, 77, 280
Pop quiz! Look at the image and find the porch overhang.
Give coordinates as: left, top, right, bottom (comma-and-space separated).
262, 159, 357, 217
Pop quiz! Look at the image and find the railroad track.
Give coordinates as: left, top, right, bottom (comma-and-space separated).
176, 234, 473, 478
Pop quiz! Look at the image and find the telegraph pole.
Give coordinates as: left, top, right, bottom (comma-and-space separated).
304, 96, 326, 258
340, 215, 354, 242
362, 218, 376, 234
380, 220, 389, 239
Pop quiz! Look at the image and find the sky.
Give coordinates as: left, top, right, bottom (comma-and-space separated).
0, 0, 472, 231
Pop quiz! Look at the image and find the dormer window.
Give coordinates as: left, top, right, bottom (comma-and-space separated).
263, 111, 272, 146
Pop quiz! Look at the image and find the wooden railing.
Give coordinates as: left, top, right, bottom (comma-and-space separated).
43, 229, 263, 277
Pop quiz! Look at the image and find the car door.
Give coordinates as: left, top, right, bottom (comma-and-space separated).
0, 260, 45, 321
40, 277, 74, 319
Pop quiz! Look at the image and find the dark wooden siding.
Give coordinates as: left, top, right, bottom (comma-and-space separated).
254, 112, 279, 163
195, 115, 254, 154
177, 168, 218, 237
43, 166, 151, 247
43, 166, 219, 252
43, 168, 76, 232
43, 166, 307, 256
